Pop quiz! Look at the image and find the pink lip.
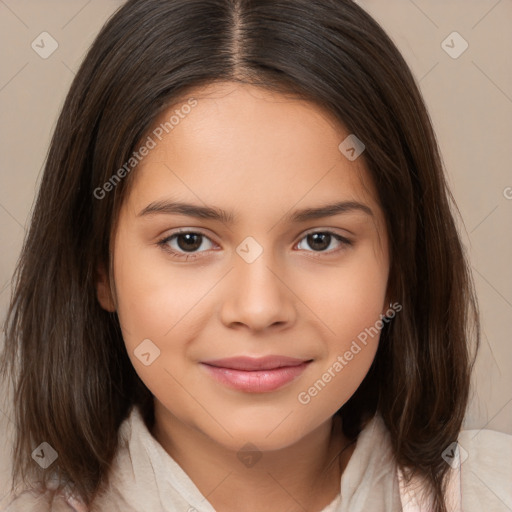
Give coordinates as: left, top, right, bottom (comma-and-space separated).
200, 356, 312, 393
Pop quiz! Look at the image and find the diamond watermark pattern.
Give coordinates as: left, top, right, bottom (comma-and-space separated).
237, 442, 262, 468
338, 134, 365, 161
31, 442, 58, 469
441, 31, 468, 59
441, 441, 469, 469
236, 236, 263, 264
134, 338, 161, 366
31, 32, 59, 59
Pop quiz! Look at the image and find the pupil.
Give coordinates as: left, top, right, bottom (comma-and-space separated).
177, 233, 201, 252
309, 233, 330, 251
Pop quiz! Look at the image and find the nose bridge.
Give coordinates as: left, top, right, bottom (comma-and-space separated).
236, 246, 279, 293
219, 236, 295, 330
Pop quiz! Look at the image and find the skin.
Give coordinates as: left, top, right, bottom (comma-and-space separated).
97, 82, 390, 512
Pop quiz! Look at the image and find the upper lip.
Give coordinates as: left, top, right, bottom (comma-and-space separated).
201, 356, 312, 371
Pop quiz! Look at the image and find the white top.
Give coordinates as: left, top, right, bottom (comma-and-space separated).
2, 405, 511, 511
90, 407, 403, 512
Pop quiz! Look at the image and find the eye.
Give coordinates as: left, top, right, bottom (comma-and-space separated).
296, 231, 352, 256
157, 229, 352, 261
157, 230, 216, 260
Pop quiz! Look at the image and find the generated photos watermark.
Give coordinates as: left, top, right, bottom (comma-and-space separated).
297, 301, 402, 405
93, 98, 198, 200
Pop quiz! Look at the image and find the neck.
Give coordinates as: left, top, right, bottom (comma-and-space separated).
151, 401, 356, 512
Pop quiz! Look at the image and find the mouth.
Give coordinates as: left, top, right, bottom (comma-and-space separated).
200, 356, 313, 393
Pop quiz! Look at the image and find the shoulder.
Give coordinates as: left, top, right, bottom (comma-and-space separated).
458, 425, 512, 463
0, 488, 86, 512
0, 409, 143, 512
398, 427, 512, 512
458, 427, 512, 510
0, 479, 89, 512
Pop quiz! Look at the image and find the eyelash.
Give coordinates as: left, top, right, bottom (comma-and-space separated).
156, 229, 353, 261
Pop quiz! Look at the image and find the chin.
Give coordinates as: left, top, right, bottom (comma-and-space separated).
199, 416, 311, 452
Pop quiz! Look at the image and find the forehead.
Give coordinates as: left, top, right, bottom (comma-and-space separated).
125, 82, 381, 223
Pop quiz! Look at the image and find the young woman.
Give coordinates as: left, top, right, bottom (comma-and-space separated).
1, 0, 510, 511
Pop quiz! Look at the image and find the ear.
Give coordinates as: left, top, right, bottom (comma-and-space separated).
96, 264, 116, 312
381, 290, 393, 318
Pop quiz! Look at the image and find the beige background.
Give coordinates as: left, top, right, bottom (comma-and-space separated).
1, 0, 511, 502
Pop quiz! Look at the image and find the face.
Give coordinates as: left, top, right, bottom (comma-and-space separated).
97, 82, 390, 452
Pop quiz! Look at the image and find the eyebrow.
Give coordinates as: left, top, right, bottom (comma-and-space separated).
138, 199, 373, 224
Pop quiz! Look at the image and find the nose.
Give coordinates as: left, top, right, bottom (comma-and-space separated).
219, 249, 297, 333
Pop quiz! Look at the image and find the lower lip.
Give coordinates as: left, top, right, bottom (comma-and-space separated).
200, 362, 311, 393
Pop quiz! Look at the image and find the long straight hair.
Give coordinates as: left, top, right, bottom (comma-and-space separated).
1, 1, 479, 510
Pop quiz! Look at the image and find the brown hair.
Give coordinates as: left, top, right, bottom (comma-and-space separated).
0, 0, 479, 510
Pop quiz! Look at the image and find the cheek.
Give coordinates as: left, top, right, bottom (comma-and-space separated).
113, 237, 200, 347
112, 244, 202, 407
293, 248, 387, 407
298, 245, 388, 343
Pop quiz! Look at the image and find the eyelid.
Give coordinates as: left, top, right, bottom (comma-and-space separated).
300, 226, 352, 239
